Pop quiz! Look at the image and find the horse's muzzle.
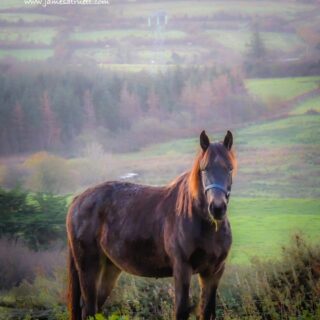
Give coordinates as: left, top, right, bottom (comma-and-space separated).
209, 202, 227, 220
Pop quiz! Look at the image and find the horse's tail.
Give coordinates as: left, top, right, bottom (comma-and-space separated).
68, 248, 81, 320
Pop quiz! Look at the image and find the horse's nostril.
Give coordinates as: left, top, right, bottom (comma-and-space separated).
212, 203, 226, 219
209, 202, 215, 214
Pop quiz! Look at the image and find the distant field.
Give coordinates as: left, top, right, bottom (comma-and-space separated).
0, 0, 30, 9
0, 13, 63, 23
0, 27, 57, 45
70, 29, 186, 42
236, 114, 320, 147
206, 30, 303, 53
114, 1, 314, 19
228, 197, 320, 264
290, 95, 320, 115
75, 48, 115, 63
0, 49, 54, 60
246, 76, 320, 102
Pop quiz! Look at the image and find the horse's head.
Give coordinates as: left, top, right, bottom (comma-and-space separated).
198, 130, 235, 224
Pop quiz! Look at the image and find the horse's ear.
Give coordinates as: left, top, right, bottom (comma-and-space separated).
223, 130, 233, 150
200, 130, 210, 151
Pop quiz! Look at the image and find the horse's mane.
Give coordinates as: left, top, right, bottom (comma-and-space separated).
166, 143, 237, 217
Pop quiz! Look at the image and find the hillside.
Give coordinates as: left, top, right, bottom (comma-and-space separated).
0, 0, 319, 70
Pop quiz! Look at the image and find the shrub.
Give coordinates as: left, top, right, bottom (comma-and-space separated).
0, 188, 68, 250
24, 152, 75, 194
219, 234, 320, 319
0, 239, 65, 290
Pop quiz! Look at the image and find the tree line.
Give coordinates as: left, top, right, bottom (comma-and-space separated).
0, 63, 261, 155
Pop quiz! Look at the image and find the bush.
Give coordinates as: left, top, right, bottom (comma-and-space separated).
219, 234, 320, 319
0, 188, 68, 250
0, 239, 65, 290
24, 152, 75, 194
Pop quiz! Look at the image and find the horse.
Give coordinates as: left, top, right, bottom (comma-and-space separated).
66, 130, 237, 320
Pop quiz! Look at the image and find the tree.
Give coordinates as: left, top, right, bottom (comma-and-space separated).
82, 89, 97, 132
119, 84, 142, 127
11, 102, 25, 153
147, 88, 161, 118
41, 91, 61, 150
245, 23, 268, 76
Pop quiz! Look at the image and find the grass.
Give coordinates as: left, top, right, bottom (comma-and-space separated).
0, 27, 57, 45
0, 0, 31, 9
0, 13, 63, 23
70, 29, 186, 42
290, 95, 320, 115
235, 114, 320, 147
246, 76, 320, 103
206, 30, 303, 53
114, 1, 314, 20
75, 48, 115, 62
228, 197, 320, 264
0, 49, 54, 61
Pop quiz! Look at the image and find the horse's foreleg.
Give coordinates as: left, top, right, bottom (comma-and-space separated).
198, 264, 225, 320
97, 259, 121, 311
173, 261, 192, 320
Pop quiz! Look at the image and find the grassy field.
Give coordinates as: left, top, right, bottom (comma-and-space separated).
0, 0, 317, 66
0, 13, 63, 23
0, 49, 54, 60
246, 76, 320, 102
228, 198, 320, 264
290, 95, 320, 115
236, 114, 320, 147
114, 1, 315, 19
0, 27, 57, 45
70, 29, 186, 42
206, 30, 303, 53
0, 0, 30, 9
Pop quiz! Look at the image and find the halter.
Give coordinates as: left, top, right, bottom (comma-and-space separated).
204, 183, 230, 198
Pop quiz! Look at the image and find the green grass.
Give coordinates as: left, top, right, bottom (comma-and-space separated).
206, 30, 303, 53
0, 27, 57, 45
246, 76, 320, 103
75, 48, 115, 62
70, 29, 186, 42
0, 49, 54, 61
0, 0, 31, 9
236, 114, 320, 147
290, 95, 320, 115
228, 198, 320, 264
0, 13, 63, 23
114, 1, 314, 19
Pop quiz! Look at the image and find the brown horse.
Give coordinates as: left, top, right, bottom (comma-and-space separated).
66, 130, 237, 320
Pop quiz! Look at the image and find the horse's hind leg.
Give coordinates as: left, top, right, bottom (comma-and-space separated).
74, 244, 100, 320
97, 258, 121, 311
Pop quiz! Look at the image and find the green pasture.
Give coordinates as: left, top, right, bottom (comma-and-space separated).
99, 63, 175, 73
0, 27, 57, 45
236, 114, 320, 147
0, 49, 53, 61
290, 95, 320, 115
114, 1, 314, 20
206, 30, 303, 53
74, 48, 115, 63
70, 29, 186, 42
228, 198, 320, 264
0, 0, 30, 9
0, 13, 63, 23
246, 76, 320, 103
129, 113, 320, 155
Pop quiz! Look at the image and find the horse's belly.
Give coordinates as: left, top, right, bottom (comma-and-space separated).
102, 235, 173, 277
